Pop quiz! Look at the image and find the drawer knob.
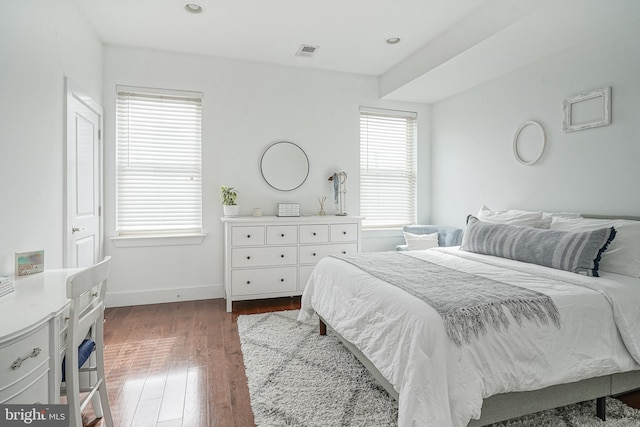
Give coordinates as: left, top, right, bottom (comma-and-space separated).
280, 254, 284, 258
312, 253, 316, 256
11, 347, 42, 370
313, 232, 316, 236
247, 234, 251, 238
342, 251, 347, 254
280, 278, 284, 282
343, 231, 347, 235
281, 233, 285, 237
246, 281, 251, 284
246, 256, 251, 260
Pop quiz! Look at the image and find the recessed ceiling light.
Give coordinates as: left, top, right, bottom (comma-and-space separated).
184, 3, 204, 13
386, 37, 401, 44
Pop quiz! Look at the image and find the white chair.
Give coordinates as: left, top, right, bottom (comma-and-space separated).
61, 256, 114, 427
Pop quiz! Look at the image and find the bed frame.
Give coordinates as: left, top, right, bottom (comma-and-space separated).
319, 316, 640, 425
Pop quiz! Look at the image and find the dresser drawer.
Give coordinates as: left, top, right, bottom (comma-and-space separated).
299, 243, 358, 265
299, 265, 315, 292
299, 225, 329, 244
232, 267, 297, 296
299, 245, 334, 265
0, 364, 48, 404
330, 223, 358, 242
0, 324, 50, 396
266, 225, 298, 245
232, 246, 298, 268
231, 226, 265, 246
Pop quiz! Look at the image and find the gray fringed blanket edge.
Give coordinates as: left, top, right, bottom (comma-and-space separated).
332, 252, 561, 346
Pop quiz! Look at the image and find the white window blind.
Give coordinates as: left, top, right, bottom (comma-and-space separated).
116, 87, 202, 234
360, 108, 417, 228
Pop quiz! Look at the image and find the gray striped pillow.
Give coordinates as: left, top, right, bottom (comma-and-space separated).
462, 215, 616, 276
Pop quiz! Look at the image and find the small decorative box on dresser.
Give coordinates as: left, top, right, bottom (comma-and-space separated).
221, 216, 362, 312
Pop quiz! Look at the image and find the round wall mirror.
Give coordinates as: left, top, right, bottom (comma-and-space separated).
260, 141, 309, 191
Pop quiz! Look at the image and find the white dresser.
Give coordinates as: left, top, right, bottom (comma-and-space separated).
221, 216, 362, 312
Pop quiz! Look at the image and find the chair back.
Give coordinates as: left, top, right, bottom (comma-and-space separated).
66, 256, 110, 346
64, 256, 113, 427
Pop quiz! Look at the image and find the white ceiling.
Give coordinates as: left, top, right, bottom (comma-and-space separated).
381, 0, 640, 103
71, 0, 486, 76
71, 0, 640, 103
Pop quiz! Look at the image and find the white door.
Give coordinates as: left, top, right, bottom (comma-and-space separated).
65, 80, 103, 268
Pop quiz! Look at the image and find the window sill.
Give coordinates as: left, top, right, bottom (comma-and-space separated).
110, 233, 207, 248
362, 228, 404, 238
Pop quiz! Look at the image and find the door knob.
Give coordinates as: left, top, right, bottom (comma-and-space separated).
71, 226, 85, 233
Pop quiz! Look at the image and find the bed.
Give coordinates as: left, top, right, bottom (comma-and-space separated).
298, 211, 640, 427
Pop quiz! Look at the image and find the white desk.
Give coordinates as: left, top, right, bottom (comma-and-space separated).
0, 269, 79, 404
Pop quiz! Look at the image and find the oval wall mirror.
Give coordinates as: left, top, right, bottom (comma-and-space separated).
513, 121, 546, 166
260, 141, 309, 191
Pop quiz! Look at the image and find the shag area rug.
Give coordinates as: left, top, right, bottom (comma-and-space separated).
237, 310, 640, 427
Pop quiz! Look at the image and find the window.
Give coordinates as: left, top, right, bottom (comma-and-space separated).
360, 108, 417, 229
116, 86, 202, 235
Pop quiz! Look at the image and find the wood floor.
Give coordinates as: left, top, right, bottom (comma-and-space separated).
84, 296, 640, 427
83, 297, 300, 427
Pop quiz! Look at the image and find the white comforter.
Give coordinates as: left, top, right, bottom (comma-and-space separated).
298, 247, 640, 427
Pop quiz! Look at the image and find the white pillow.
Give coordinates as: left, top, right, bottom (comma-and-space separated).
538, 211, 582, 228
403, 231, 439, 251
551, 217, 640, 278
477, 205, 545, 228
477, 206, 581, 229
542, 211, 582, 220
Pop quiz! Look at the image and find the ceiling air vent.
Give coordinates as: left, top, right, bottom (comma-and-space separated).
296, 44, 319, 58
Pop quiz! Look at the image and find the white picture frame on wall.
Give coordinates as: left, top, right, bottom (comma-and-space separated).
563, 87, 611, 133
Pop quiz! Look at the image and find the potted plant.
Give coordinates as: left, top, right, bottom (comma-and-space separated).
220, 186, 239, 217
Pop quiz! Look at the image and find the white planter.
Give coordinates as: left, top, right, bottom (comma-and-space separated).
223, 205, 240, 217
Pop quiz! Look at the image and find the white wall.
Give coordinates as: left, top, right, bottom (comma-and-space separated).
0, 0, 103, 276
103, 46, 430, 306
431, 22, 640, 229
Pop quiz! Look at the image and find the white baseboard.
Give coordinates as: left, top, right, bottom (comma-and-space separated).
105, 283, 224, 308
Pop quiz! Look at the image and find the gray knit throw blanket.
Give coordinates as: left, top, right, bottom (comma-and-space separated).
334, 252, 561, 346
